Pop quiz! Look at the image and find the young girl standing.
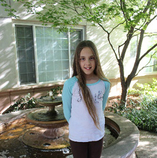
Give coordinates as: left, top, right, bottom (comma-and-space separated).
62, 40, 110, 158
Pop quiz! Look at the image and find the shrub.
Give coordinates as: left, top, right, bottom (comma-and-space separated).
128, 78, 157, 97
109, 78, 157, 133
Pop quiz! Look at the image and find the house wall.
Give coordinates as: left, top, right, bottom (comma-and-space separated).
0, 18, 18, 90
0, 1, 157, 114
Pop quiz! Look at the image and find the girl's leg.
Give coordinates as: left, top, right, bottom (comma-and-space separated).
88, 138, 104, 158
70, 140, 88, 158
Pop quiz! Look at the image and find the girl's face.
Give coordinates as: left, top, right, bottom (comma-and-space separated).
79, 47, 96, 78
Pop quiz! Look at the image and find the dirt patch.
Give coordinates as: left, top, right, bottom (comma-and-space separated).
106, 95, 141, 111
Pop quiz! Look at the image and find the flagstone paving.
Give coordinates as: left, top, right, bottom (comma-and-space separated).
135, 130, 157, 158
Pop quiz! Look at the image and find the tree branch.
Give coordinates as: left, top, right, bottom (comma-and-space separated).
136, 51, 157, 76
143, 0, 151, 14
98, 23, 119, 61
120, 0, 131, 23
135, 29, 145, 62
121, 26, 134, 61
126, 29, 145, 82
110, 20, 125, 34
139, 43, 157, 62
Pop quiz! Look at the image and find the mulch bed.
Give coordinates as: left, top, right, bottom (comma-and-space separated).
106, 95, 141, 111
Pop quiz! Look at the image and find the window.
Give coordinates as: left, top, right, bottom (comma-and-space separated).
15, 26, 36, 84
129, 34, 157, 74
15, 25, 84, 84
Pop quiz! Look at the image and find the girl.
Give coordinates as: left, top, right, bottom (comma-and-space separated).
62, 40, 110, 158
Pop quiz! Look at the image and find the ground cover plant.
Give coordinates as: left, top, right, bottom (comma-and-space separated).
108, 78, 157, 133
3, 93, 37, 114
3, 86, 63, 114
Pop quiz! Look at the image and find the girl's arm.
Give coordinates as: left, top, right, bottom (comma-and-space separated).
62, 80, 72, 123
102, 81, 110, 110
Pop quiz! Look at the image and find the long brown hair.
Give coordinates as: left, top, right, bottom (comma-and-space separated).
72, 40, 109, 128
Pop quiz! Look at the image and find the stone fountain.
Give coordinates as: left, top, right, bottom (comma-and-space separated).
22, 95, 70, 150
0, 90, 139, 157
0, 109, 139, 158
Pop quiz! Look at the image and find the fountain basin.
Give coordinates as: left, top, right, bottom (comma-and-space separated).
0, 109, 139, 158
26, 107, 67, 128
102, 112, 139, 158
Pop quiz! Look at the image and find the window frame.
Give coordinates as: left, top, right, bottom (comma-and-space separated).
14, 22, 85, 86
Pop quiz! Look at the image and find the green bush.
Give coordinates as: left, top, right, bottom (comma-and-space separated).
109, 78, 157, 133
128, 88, 141, 96
126, 96, 157, 132
128, 78, 157, 97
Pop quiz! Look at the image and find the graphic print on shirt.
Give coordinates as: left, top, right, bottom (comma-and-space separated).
94, 90, 103, 103
76, 88, 103, 104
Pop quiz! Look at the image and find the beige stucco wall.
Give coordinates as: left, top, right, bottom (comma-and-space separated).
0, 18, 18, 90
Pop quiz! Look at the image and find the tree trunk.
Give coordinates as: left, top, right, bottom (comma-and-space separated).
120, 70, 136, 106
120, 79, 131, 108
118, 59, 133, 107
121, 84, 128, 104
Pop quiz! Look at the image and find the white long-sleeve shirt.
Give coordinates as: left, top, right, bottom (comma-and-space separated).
62, 76, 110, 142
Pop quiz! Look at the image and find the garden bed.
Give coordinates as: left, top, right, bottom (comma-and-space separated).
107, 94, 157, 133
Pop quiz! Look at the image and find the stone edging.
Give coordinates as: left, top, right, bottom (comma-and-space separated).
102, 112, 139, 158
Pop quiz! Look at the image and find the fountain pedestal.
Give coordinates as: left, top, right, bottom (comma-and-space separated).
43, 127, 64, 139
